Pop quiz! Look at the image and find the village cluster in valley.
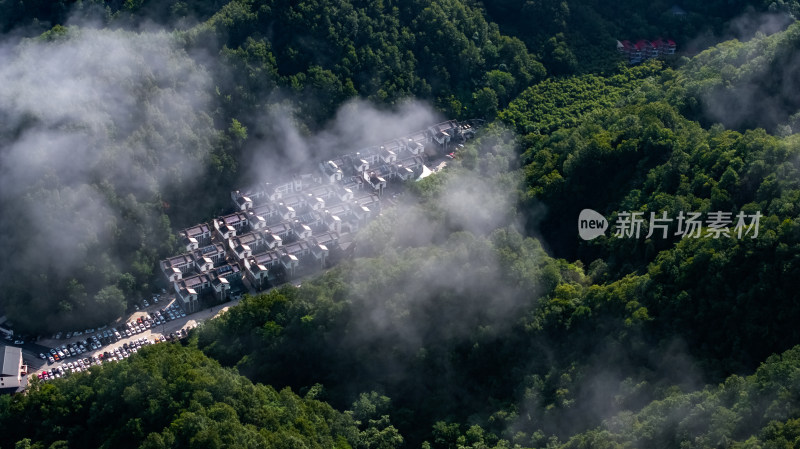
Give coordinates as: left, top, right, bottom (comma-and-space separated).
160, 120, 478, 314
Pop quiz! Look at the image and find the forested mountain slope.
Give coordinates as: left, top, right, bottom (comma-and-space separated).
191, 19, 800, 448
0, 0, 545, 333
0, 343, 390, 449
509, 23, 800, 376
0, 27, 236, 332
1, 1, 800, 449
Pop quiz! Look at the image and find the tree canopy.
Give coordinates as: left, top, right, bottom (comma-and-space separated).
3, 1, 800, 448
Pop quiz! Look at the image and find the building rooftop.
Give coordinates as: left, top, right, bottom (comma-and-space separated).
277, 204, 295, 215
327, 203, 349, 216
212, 277, 229, 287
180, 287, 197, 296
183, 223, 210, 236
222, 212, 248, 226
161, 254, 194, 271
267, 222, 293, 235
314, 231, 340, 246
264, 232, 282, 244
253, 202, 278, 216
1, 345, 21, 377
253, 251, 282, 265
197, 243, 226, 257
309, 184, 336, 198
292, 221, 312, 233
408, 131, 428, 144
214, 264, 240, 278
284, 240, 311, 255
181, 274, 210, 290
234, 232, 263, 247
250, 261, 268, 273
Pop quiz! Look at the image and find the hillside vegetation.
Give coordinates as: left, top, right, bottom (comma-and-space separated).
2, 1, 800, 449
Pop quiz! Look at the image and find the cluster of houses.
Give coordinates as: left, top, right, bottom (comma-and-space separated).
617, 38, 676, 64
159, 120, 477, 314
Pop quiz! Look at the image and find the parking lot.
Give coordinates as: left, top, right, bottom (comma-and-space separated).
28, 296, 227, 380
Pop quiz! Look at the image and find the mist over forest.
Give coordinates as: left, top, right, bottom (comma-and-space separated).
2, 1, 800, 448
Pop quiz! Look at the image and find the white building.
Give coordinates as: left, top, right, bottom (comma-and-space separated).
0, 345, 25, 393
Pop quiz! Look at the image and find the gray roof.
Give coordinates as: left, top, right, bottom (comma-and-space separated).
1, 345, 21, 376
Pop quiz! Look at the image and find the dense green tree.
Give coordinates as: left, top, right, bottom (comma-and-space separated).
0, 344, 377, 449
0, 27, 233, 332
2, 3, 800, 449
473, 87, 499, 120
